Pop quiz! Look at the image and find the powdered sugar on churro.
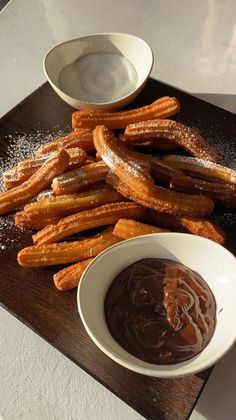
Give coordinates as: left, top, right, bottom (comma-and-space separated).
0, 129, 69, 192
164, 155, 236, 184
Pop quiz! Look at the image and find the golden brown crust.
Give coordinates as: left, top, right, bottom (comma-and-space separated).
24, 186, 124, 218
36, 130, 95, 156
93, 125, 155, 195
72, 97, 180, 129
0, 149, 70, 215
108, 143, 183, 184
17, 227, 121, 267
54, 258, 93, 291
125, 120, 219, 162
170, 175, 236, 207
164, 155, 236, 184
143, 209, 226, 244
15, 211, 60, 230
106, 171, 214, 217
32, 201, 144, 245
113, 218, 169, 239
4, 148, 87, 189
52, 161, 109, 195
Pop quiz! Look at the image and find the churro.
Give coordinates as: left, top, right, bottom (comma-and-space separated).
32, 202, 144, 245
125, 119, 219, 162
113, 219, 169, 239
52, 161, 109, 195
54, 258, 93, 291
18, 227, 121, 267
4, 148, 87, 189
170, 175, 236, 207
164, 155, 236, 184
0, 149, 69, 215
24, 186, 124, 218
143, 209, 226, 244
93, 125, 155, 195
106, 172, 214, 216
15, 211, 60, 230
36, 130, 95, 156
72, 97, 180, 129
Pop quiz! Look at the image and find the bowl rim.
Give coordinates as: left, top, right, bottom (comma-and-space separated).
43, 32, 154, 106
77, 232, 236, 378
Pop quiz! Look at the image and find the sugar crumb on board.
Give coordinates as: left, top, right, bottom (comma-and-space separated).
177, 113, 236, 169
0, 214, 26, 252
212, 211, 236, 228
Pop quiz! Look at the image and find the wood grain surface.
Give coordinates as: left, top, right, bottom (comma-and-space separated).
0, 81, 235, 420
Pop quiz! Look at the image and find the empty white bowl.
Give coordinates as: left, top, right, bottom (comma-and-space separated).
78, 233, 236, 378
43, 33, 153, 111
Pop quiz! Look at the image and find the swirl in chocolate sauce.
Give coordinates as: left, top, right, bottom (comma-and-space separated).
105, 258, 216, 364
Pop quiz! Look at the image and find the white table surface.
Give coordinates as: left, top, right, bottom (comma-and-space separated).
0, 1, 236, 419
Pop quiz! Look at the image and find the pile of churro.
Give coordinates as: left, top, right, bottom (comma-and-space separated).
1, 96, 236, 291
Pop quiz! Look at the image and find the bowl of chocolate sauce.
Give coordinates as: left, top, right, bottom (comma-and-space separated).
78, 233, 236, 378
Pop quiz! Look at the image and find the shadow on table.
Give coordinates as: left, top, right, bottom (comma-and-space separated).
191, 341, 236, 419
192, 93, 236, 114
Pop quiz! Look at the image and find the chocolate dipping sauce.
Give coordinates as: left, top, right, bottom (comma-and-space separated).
105, 258, 216, 364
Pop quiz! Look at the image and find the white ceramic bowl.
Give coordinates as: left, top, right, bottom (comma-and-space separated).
44, 33, 153, 111
78, 233, 236, 378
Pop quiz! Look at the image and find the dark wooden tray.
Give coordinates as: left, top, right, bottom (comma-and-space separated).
0, 81, 235, 420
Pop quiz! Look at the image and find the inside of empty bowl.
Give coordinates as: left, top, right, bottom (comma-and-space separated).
46, 34, 153, 104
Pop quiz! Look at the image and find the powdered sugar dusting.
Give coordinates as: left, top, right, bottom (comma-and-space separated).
0, 214, 26, 251
0, 129, 69, 251
0, 129, 69, 192
212, 211, 236, 228
176, 113, 236, 169
164, 155, 236, 183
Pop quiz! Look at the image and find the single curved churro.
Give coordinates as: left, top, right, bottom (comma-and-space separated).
32, 202, 144, 245
106, 172, 214, 216
163, 155, 236, 184
93, 125, 155, 195
52, 161, 109, 195
143, 209, 226, 244
4, 147, 87, 189
36, 130, 95, 156
15, 211, 60, 230
125, 120, 219, 162
24, 186, 124, 218
113, 219, 169, 239
0, 149, 70, 215
170, 175, 236, 207
18, 227, 121, 267
54, 258, 93, 291
72, 97, 180, 129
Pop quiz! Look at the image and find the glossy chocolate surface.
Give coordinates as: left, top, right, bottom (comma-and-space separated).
105, 258, 216, 364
